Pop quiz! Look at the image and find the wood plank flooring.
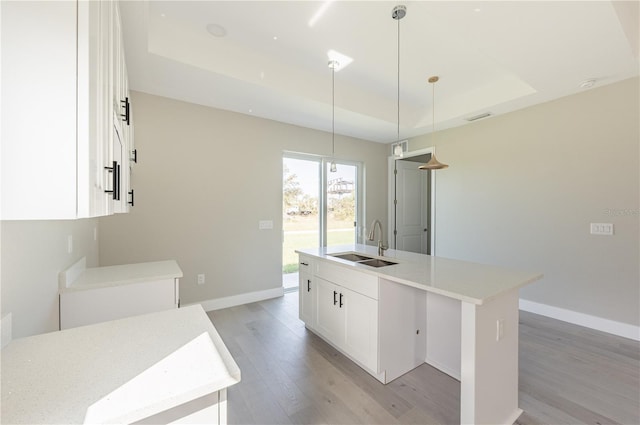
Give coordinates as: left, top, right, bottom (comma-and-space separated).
207, 293, 640, 424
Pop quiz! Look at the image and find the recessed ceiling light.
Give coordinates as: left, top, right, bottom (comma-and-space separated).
206, 23, 227, 38
160, 13, 166, 18
474, 8, 481, 12
273, 36, 278, 41
327, 49, 353, 71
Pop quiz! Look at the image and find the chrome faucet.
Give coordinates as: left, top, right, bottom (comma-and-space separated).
367, 219, 388, 256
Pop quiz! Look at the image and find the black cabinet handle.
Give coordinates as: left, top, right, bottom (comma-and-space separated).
339, 293, 343, 308
333, 291, 337, 305
300, 262, 308, 266
115, 163, 121, 201
104, 161, 117, 200
128, 189, 134, 206
121, 97, 130, 125
307, 279, 311, 292
131, 149, 137, 163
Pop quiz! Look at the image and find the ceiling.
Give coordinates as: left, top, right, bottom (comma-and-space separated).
119, 1, 639, 144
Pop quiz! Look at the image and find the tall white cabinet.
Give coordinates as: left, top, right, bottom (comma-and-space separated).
1, 0, 134, 220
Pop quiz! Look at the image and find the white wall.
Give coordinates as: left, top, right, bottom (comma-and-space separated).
409, 77, 639, 327
0, 219, 99, 338
98, 91, 388, 306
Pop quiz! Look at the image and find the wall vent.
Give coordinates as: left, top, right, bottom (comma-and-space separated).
466, 112, 492, 122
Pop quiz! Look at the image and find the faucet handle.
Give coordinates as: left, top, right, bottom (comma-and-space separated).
377, 240, 388, 256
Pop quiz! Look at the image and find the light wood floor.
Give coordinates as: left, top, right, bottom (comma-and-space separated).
208, 293, 640, 425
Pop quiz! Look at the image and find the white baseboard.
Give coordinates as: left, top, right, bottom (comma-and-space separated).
519, 299, 640, 341
188, 287, 285, 312
425, 355, 461, 381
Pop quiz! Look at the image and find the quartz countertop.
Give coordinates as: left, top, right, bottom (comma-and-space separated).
297, 244, 542, 304
1, 305, 240, 424
59, 258, 183, 292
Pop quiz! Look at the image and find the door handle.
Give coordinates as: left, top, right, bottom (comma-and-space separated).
333, 291, 337, 305
339, 293, 343, 308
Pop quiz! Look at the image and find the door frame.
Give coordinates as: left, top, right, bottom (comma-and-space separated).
282, 152, 364, 250
387, 147, 438, 255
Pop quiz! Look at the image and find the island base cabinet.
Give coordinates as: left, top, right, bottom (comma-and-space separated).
298, 256, 315, 326
343, 287, 378, 372
378, 279, 426, 383
315, 277, 345, 344
314, 276, 379, 373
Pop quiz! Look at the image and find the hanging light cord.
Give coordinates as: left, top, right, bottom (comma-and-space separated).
332, 64, 335, 157
432, 80, 435, 140
396, 13, 400, 145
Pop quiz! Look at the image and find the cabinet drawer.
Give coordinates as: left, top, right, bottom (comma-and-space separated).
316, 260, 378, 300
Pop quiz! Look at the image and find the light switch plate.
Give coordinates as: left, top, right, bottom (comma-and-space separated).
590, 223, 614, 235
259, 220, 274, 230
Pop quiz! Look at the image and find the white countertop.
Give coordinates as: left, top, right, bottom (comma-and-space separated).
59, 258, 183, 292
297, 244, 542, 304
1, 305, 240, 424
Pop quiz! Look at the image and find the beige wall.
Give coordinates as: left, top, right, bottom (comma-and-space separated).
1, 219, 99, 338
410, 77, 639, 326
99, 92, 388, 306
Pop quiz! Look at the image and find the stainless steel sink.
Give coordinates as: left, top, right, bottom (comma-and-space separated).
330, 252, 398, 268
359, 258, 398, 268
331, 253, 374, 262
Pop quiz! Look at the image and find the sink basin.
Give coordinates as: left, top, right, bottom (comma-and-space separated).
359, 258, 398, 268
330, 252, 398, 268
331, 253, 374, 262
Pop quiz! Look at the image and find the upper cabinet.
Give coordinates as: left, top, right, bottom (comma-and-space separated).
1, 0, 133, 220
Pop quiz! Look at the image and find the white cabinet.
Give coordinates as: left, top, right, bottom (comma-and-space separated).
1, 0, 131, 220
60, 277, 179, 330
315, 277, 345, 344
298, 256, 315, 326
343, 286, 378, 372
298, 254, 426, 384
59, 258, 182, 330
112, 1, 135, 214
308, 259, 380, 374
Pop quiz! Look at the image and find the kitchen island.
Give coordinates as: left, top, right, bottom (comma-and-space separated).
297, 244, 542, 425
1, 305, 240, 424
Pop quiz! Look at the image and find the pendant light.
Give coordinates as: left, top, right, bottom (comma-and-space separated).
392, 5, 406, 158
329, 60, 339, 173
419, 76, 449, 170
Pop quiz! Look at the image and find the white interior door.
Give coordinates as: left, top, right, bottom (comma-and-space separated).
394, 159, 430, 254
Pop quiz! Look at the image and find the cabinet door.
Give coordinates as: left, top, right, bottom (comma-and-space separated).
343, 288, 378, 372
298, 257, 314, 325
1, 1, 78, 219
315, 277, 345, 346
299, 271, 314, 325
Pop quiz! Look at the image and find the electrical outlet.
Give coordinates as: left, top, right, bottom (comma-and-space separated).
590, 223, 614, 235
197, 274, 205, 285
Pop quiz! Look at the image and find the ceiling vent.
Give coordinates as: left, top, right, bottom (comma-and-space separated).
465, 112, 492, 122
